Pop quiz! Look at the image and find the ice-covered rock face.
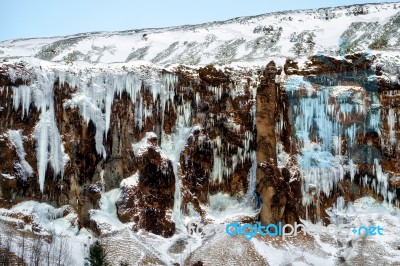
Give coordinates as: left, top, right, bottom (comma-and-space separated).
0, 51, 399, 238
284, 54, 400, 221
0, 60, 261, 236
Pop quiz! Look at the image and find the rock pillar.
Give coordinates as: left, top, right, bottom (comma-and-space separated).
256, 61, 281, 225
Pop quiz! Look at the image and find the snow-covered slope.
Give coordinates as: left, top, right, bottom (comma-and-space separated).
1, 2, 400, 66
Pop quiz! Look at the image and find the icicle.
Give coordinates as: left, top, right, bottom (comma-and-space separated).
345, 124, 357, 144
208, 86, 223, 101
231, 154, 238, 173
12, 85, 31, 118
161, 73, 177, 108
237, 147, 244, 165
195, 92, 201, 107
349, 159, 356, 183
388, 108, 396, 145
362, 175, 369, 188
150, 83, 160, 103
7, 130, 33, 180
373, 159, 389, 200
242, 130, 253, 161
246, 150, 257, 202
144, 104, 153, 123
211, 148, 224, 183
214, 136, 222, 153
135, 96, 143, 130
34, 105, 69, 192
126, 73, 141, 104
35, 111, 50, 192
56, 70, 66, 87
105, 76, 116, 137
100, 170, 105, 192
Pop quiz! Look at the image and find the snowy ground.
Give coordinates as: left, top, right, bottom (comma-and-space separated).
103, 195, 399, 265
0, 196, 399, 265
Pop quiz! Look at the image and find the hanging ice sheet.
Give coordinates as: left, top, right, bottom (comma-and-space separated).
285, 73, 389, 206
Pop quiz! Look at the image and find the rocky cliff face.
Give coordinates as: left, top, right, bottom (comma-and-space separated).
0, 61, 259, 236
0, 50, 399, 240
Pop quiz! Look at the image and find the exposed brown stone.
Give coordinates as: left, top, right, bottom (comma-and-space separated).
116, 135, 176, 237
256, 61, 300, 225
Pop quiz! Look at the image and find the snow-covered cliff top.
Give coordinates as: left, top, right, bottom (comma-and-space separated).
1, 2, 400, 67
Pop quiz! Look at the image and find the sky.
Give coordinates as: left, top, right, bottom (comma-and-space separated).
1, 0, 399, 41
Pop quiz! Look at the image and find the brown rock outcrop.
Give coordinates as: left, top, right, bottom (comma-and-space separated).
116, 134, 176, 237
